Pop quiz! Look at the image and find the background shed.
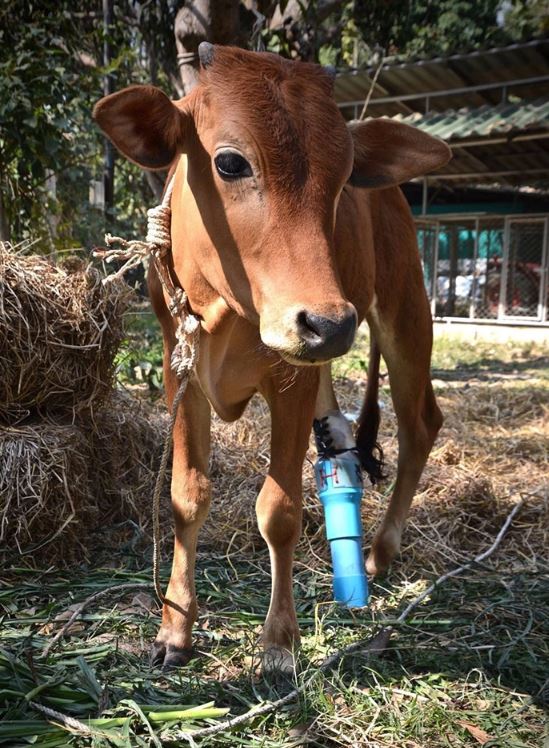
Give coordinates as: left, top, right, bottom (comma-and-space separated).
335, 38, 549, 326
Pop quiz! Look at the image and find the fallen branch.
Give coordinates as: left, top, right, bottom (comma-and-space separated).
172, 498, 524, 743
394, 498, 524, 625
42, 582, 151, 658
29, 701, 112, 741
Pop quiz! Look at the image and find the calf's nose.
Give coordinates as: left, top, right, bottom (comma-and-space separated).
296, 307, 357, 361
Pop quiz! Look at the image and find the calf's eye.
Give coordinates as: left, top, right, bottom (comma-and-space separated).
214, 151, 253, 180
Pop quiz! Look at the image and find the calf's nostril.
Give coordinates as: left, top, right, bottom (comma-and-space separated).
296, 310, 324, 342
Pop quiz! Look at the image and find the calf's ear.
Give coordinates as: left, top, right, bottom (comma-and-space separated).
348, 118, 451, 188
93, 85, 192, 170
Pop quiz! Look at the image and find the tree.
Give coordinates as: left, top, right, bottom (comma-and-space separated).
0, 4, 97, 244
0, 1, 175, 247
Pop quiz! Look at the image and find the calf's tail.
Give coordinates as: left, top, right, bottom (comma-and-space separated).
356, 336, 385, 484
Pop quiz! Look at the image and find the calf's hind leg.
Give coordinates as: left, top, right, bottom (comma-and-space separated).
365, 313, 443, 576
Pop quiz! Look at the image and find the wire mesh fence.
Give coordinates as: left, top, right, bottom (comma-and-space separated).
416, 215, 548, 323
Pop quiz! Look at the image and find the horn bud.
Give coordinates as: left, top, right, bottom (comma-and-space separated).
198, 41, 215, 68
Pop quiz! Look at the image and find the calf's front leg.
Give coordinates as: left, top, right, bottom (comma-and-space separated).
150, 356, 211, 669
257, 368, 319, 671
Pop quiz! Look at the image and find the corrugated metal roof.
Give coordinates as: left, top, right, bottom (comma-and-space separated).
335, 37, 549, 115
363, 37, 549, 73
392, 100, 549, 141
334, 38, 549, 185
436, 136, 549, 183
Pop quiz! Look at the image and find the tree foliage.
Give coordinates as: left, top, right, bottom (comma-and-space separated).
269, 0, 548, 68
0, 1, 176, 248
0, 4, 99, 245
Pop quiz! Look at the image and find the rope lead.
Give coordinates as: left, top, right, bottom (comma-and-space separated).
94, 177, 200, 606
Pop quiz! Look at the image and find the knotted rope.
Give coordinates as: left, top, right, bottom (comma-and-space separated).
95, 178, 200, 605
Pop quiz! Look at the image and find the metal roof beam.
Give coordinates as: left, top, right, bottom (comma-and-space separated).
426, 168, 549, 180
450, 132, 549, 148
337, 73, 549, 108
354, 78, 415, 116
354, 38, 549, 75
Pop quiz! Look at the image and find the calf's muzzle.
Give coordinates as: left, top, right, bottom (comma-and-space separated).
296, 307, 357, 362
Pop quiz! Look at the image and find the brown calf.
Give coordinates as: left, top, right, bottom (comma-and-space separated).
94, 44, 450, 670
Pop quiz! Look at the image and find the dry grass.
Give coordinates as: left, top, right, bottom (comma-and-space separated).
2, 254, 546, 585
199, 354, 548, 580
0, 242, 131, 423
0, 242, 171, 567
0, 420, 92, 560
8, 324, 543, 579
2, 241, 547, 745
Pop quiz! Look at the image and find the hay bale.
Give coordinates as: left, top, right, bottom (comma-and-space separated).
91, 390, 169, 526
0, 392, 169, 566
0, 421, 94, 562
0, 243, 131, 423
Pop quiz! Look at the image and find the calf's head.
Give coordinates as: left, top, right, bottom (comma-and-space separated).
94, 44, 449, 364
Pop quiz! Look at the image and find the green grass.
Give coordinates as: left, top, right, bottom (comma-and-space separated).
430, 335, 548, 381
332, 326, 549, 381
1, 553, 547, 746
115, 308, 164, 392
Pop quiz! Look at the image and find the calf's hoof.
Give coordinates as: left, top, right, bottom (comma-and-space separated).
261, 645, 296, 676
366, 525, 401, 576
150, 640, 194, 670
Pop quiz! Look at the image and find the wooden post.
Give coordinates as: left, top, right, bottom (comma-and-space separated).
0, 177, 9, 242
103, 0, 115, 231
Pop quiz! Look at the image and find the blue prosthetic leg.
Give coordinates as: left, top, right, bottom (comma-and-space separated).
313, 444, 368, 608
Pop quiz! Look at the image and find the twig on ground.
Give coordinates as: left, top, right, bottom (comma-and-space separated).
42, 583, 151, 658
174, 629, 392, 745
29, 701, 110, 740
395, 497, 524, 625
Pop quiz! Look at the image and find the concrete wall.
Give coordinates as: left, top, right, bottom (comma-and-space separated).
433, 320, 549, 344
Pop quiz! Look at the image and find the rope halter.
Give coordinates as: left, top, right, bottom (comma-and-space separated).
95, 177, 200, 380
